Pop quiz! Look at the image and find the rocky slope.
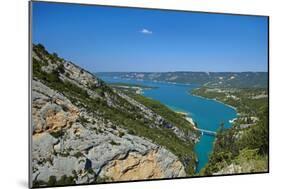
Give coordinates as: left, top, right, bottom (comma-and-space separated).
31, 44, 198, 187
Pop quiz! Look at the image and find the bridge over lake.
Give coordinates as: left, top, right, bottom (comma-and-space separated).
193, 127, 217, 136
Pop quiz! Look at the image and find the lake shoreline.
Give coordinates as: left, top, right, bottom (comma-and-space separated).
175, 111, 196, 126
191, 93, 237, 111
101, 76, 237, 174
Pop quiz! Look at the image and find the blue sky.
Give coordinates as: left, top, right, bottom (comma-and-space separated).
32, 2, 268, 72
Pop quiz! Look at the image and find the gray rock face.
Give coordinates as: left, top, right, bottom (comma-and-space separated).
31, 44, 197, 187
213, 164, 242, 175
32, 80, 187, 185
32, 80, 79, 133
32, 132, 58, 161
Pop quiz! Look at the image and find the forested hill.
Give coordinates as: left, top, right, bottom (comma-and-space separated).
97, 72, 268, 88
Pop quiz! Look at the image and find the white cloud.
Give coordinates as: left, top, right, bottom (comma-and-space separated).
140, 28, 152, 34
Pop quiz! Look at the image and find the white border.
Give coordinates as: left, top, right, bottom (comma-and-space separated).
1, 0, 280, 189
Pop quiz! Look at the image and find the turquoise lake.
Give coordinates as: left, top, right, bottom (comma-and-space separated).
99, 76, 237, 172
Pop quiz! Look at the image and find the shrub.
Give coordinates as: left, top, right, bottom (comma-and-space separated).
61, 104, 69, 112
73, 152, 84, 158
56, 175, 75, 186
50, 130, 64, 138
87, 168, 95, 174
57, 64, 65, 74
109, 140, 120, 146
118, 131, 125, 138
37, 43, 45, 51
47, 176, 57, 186
95, 176, 110, 183
32, 180, 46, 187
128, 130, 135, 135
77, 116, 89, 126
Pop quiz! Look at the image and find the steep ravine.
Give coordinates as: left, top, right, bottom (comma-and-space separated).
31, 44, 199, 187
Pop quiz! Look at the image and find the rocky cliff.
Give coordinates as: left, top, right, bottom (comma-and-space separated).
31, 44, 198, 187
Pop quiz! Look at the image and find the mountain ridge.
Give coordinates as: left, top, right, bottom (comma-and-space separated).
31, 44, 199, 187
97, 71, 268, 88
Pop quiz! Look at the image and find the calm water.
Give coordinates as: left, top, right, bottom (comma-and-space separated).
99, 76, 237, 172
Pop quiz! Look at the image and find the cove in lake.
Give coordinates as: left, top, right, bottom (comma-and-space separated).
99, 76, 237, 173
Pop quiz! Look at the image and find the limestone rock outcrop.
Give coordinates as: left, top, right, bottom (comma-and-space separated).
31, 44, 197, 187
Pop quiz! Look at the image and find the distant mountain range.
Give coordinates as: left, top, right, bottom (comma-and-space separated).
97, 72, 268, 88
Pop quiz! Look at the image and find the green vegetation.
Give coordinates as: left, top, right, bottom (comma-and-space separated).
97, 72, 268, 88
49, 129, 64, 139
87, 168, 95, 174
233, 149, 268, 172
77, 116, 90, 125
109, 82, 158, 89
192, 87, 268, 117
193, 87, 268, 175
32, 179, 46, 187
48, 175, 75, 186
73, 152, 84, 158
57, 64, 65, 74
109, 82, 157, 94
95, 175, 111, 183
33, 43, 64, 64
33, 175, 75, 187
109, 140, 120, 146
118, 131, 125, 137
33, 43, 268, 179
32, 44, 198, 175
129, 93, 196, 135
33, 56, 90, 101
